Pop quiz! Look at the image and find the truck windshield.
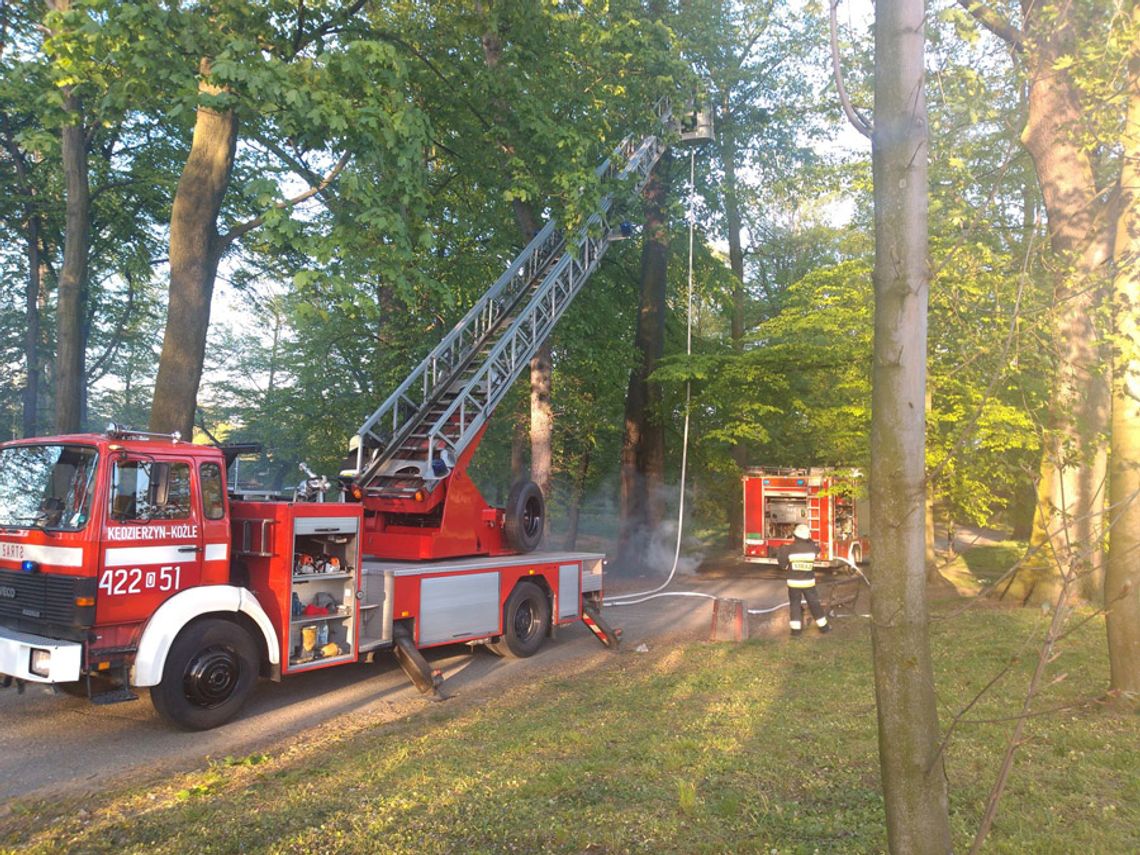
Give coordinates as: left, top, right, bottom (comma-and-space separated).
0, 444, 98, 532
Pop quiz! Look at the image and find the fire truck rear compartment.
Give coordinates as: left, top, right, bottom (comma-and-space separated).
763, 495, 810, 539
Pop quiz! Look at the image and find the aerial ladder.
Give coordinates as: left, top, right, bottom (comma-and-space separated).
344, 98, 714, 562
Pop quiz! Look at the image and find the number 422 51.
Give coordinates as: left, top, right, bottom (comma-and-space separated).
98, 565, 182, 596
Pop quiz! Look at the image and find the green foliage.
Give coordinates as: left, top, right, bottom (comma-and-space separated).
927, 239, 1047, 526
0, 0, 184, 436
212, 0, 689, 481
0, 0, 1063, 549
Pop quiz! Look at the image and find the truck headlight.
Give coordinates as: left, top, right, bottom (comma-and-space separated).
29, 648, 51, 678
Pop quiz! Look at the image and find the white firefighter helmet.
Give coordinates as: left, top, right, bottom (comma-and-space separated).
793, 524, 811, 540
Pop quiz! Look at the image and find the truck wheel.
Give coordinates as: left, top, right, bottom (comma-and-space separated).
491, 581, 550, 658
503, 480, 544, 553
150, 618, 258, 731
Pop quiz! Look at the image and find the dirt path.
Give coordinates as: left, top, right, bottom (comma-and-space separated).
0, 569, 792, 810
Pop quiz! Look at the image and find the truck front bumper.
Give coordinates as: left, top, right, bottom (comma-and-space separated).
0, 626, 82, 683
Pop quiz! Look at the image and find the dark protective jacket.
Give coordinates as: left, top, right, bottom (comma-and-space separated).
777, 536, 819, 588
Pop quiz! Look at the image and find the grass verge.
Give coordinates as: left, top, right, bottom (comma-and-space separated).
2, 598, 1136, 853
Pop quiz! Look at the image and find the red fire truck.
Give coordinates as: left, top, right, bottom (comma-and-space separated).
0, 428, 616, 730
741, 467, 870, 568
0, 99, 715, 730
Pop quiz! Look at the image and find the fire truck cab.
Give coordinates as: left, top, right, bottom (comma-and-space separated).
0, 429, 612, 730
742, 467, 869, 569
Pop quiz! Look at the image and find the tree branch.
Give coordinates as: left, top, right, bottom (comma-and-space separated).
218, 150, 351, 250
830, 0, 872, 139
286, 0, 367, 60
86, 270, 135, 384
956, 0, 1025, 51
255, 136, 325, 186
0, 112, 33, 193
366, 27, 494, 133
292, 0, 306, 57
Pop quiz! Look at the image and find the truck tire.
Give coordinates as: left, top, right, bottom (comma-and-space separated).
490, 581, 550, 658
150, 618, 258, 731
503, 480, 544, 553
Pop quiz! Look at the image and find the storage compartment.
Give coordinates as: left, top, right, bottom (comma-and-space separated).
230, 501, 365, 674
417, 571, 501, 645
287, 523, 358, 671
764, 496, 808, 538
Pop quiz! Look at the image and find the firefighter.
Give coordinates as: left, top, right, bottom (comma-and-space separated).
778, 523, 831, 636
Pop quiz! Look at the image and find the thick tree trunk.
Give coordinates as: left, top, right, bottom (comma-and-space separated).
618, 151, 671, 569
149, 62, 237, 438
720, 108, 747, 344
868, 1, 952, 851
1003, 1, 1113, 605
1106, 9, 1140, 698
54, 91, 90, 435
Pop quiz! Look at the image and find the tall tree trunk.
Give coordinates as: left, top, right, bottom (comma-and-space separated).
869, 0, 952, 850
1017, 0, 1113, 600
149, 60, 237, 438
265, 304, 282, 410
22, 216, 42, 437
720, 101, 750, 545
1106, 6, 1140, 699
960, 0, 1114, 605
54, 88, 90, 434
618, 151, 671, 569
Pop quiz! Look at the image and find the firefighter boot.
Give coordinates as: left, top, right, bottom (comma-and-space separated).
817, 618, 832, 634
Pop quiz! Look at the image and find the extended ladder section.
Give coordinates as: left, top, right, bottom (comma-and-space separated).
351, 99, 676, 499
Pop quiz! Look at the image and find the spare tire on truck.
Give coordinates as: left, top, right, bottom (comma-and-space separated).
503, 480, 544, 553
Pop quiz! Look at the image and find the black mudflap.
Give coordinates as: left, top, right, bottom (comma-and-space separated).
90, 686, 139, 705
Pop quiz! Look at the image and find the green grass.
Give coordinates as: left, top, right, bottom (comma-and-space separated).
2, 600, 1136, 854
